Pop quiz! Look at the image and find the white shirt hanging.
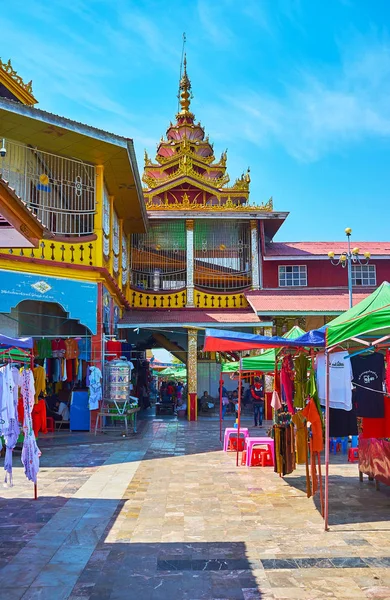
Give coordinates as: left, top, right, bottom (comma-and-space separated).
316, 351, 353, 411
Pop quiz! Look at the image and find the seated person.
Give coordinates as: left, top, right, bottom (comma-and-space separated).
47, 398, 69, 422
200, 391, 214, 411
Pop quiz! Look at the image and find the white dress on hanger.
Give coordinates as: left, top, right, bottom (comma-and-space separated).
88, 366, 102, 410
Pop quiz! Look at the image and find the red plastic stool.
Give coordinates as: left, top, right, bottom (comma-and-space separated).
228, 436, 245, 451
348, 448, 359, 463
46, 417, 55, 433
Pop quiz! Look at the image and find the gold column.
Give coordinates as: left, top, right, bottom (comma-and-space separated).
118, 218, 123, 290
187, 328, 198, 421
108, 195, 114, 276
94, 165, 104, 267
251, 326, 263, 356
264, 326, 273, 337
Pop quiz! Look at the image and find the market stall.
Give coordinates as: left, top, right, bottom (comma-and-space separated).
323, 281, 390, 530
0, 333, 40, 498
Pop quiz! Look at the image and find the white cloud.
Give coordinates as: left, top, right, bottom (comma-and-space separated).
203, 33, 390, 162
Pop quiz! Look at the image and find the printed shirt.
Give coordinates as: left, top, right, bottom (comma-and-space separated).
316, 352, 353, 411
351, 352, 385, 418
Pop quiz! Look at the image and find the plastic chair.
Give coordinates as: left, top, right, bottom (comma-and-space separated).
341, 437, 348, 454
348, 447, 359, 463
241, 450, 247, 465
228, 433, 245, 451
46, 417, 55, 433
251, 444, 273, 467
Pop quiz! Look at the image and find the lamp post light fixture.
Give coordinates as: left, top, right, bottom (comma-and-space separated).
328, 228, 371, 309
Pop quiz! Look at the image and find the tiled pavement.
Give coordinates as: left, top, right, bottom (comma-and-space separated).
0, 415, 390, 599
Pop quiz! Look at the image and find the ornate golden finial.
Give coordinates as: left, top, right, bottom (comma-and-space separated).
0, 58, 37, 105
179, 54, 192, 114
144, 149, 151, 166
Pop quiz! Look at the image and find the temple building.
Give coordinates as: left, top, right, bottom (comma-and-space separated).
119, 57, 390, 419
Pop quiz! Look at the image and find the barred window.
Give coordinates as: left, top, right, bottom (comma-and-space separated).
1, 138, 95, 236
279, 265, 307, 287
194, 220, 251, 291
131, 221, 186, 291
352, 264, 376, 286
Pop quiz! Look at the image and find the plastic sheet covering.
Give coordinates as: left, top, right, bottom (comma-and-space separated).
359, 436, 390, 486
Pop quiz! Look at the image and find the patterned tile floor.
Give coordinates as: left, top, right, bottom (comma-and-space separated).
0, 414, 390, 599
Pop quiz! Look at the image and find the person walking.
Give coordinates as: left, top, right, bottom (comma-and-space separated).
250, 376, 264, 427
219, 383, 229, 419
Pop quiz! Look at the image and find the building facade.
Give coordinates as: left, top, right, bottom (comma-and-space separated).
0, 59, 147, 365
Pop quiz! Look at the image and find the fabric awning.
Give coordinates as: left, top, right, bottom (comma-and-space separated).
204, 327, 325, 353
326, 281, 390, 348
0, 333, 33, 349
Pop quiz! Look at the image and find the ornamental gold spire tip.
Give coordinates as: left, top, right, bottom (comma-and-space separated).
179, 54, 193, 115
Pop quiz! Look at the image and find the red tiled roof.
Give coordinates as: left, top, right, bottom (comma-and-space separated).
265, 242, 390, 257
119, 309, 262, 326
246, 288, 373, 313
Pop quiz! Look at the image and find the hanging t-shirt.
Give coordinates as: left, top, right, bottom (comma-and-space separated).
351, 353, 385, 418
316, 352, 353, 411
329, 406, 358, 437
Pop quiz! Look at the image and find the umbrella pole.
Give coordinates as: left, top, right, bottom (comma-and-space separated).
219, 373, 223, 443
324, 350, 330, 530
236, 354, 242, 467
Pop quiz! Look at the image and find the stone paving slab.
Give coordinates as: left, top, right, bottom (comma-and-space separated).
1, 418, 390, 599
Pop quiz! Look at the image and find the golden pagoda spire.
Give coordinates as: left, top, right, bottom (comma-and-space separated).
179, 54, 192, 115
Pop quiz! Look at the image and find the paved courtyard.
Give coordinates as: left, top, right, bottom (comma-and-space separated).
0, 415, 390, 599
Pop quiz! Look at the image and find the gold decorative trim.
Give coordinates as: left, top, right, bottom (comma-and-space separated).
127, 287, 249, 309
0, 58, 37, 105
145, 194, 273, 212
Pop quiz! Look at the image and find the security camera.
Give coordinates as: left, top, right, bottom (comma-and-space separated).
0, 139, 6, 158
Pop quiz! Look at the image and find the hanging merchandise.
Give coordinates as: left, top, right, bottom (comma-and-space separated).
273, 424, 296, 476
52, 338, 66, 359
36, 338, 52, 359
280, 355, 294, 413
88, 366, 102, 410
301, 398, 323, 453
0, 364, 20, 486
65, 338, 79, 360
351, 352, 385, 418
78, 338, 91, 361
106, 339, 122, 361
361, 396, 390, 439
20, 368, 41, 484
271, 367, 282, 411
328, 406, 358, 438
33, 364, 46, 404
32, 397, 48, 437
316, 351, 353, 410
294, 352, 308, 409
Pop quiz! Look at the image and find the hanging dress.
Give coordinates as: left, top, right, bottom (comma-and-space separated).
20, 369, 41, 484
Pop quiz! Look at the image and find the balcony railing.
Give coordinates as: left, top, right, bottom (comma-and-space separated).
0, 138, 96, 236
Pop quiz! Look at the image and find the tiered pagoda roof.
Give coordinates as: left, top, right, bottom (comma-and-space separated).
142, 56, 272, 213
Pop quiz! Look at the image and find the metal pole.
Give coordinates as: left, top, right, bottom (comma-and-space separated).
324, 350, 330, 531
236, 354, 242, 467
219, 372, 223, 443
347, 234, 353, 309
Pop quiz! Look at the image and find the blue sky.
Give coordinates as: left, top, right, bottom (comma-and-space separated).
3, 0, 390, 241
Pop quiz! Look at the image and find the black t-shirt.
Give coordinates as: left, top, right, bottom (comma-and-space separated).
351, 352, 385, 418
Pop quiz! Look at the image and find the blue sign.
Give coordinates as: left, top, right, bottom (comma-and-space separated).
0, 270, 98, 334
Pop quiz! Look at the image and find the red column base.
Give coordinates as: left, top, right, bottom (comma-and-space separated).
188, 393, 197, 421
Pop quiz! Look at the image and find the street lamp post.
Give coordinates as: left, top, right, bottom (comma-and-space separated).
328, 228, 371, 309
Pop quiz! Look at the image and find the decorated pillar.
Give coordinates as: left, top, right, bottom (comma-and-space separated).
187, 328, 198, 421
250, 219, 260, 290
186, 219, 195, 307
251, 326, 263, 356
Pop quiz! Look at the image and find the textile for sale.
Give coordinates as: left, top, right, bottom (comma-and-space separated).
20, 368, 41, 484
0, 365, 20, 486
301, 398, 323, 453
36, 338, 52, 359
294, 352, 308, 409
273, 424, 296, 476
51, 338, 66, 359
316, 351, 353, 410
65, 338, 79, 360
361, 396, 390, 439
78, 338, 91, 361
88, 366, 102, 410
33, 365, 46, 404
280, 355, 294, 413
329, 406, 358, 437
351, 352, 385, 418
32, 398, 48, 437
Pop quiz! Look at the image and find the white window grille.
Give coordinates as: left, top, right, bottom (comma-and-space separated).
194, 220, 251, 291
131, 221, 186, 291
351, 264, 376, 286
0, 138, 95, 236
279, 265, 307, 287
